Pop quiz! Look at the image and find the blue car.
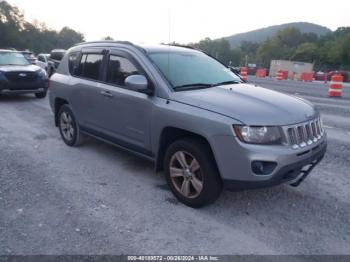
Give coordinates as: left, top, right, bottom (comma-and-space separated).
0, 49, 49, 98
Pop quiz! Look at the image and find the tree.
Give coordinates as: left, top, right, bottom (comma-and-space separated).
193, 37, 240, 65
291, 42, 319, 62
196, 27, 350, 70
239, 41, 259, 65
317, 27, 350, 70
0, 1, 85, 53
57, 27, 85, 48
102, 36, 114, 40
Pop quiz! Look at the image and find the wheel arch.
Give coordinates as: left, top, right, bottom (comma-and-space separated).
54, 97, 69, 126
155, 127, 219, 173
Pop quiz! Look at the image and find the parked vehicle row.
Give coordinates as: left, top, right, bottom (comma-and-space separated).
36, 53, 50, 71
314, 71, 350, 82
48, 41, 327, 208
3, 48, 67, 77
47, 49, 66, 76
36, 50, 67, 77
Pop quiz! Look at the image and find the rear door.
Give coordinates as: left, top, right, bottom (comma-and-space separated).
68, 48, 107, 129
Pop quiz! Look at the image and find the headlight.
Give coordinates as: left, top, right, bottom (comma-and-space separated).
37, 69, 48, 79
0, 71, 6, 81
233, 125, 282, 144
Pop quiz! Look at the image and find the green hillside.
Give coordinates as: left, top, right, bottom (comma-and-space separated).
224, 22, 332, 48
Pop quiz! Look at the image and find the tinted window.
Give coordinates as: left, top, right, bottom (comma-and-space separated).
106, 55, 139, 86
78, 54, 103, 80
38, 55, 45, 62
68, 52, 79, 75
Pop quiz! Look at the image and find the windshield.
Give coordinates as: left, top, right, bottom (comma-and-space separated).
0, 52, 30, 66
149, 51, 242, 90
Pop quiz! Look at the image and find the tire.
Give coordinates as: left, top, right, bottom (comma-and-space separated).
35, 91, 47, 99
164, 138, 222, 208
57, 104, 83, 147
48, 67, 54, 77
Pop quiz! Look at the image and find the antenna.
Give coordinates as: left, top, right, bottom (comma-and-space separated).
167, 8, 171, 76
168, 8, 171, 45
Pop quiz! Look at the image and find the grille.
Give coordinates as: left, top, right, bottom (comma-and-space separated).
284, 118, 324, 149
5, 71, 38, 82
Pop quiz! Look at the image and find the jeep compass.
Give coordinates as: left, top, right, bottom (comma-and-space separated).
49, 41, 327, 207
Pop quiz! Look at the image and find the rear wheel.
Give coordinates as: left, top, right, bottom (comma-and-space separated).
58, 104, 83, 147
164, 138, 222, 208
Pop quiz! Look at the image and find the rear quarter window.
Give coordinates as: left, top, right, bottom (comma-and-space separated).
68, 52, 80, 75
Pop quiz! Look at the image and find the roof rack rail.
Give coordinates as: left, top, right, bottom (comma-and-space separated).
161, 43, 196, 50
74, 40, 134, 47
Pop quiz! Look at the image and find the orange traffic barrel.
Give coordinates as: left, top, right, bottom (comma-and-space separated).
282, 70, 289, 79
276, 70, 284, 80
256, 68, 266, 78
300, 72, 313, 82
240, 67, 248, 81
328, 74, 343, 97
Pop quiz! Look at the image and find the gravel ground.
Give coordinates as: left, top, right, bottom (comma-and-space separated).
0, 79, 349, 255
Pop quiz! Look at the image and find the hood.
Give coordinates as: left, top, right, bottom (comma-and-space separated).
0, 64, 41, 73
171, 83, 317, 126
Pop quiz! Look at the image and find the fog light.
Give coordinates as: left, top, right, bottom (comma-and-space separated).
251, 161, 277, 175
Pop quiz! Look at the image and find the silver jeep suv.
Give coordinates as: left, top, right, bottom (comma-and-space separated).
49, 41, 327, 207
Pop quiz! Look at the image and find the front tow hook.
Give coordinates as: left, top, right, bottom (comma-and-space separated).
290, 156, 323, 187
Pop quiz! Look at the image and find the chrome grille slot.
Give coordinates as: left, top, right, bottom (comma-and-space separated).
287, 128, 297, 146
311, 122, 317, 140
284, 117, 324, 149
305, 124, 312, 144
315, 119, 321, 138
297, 126, 306, 147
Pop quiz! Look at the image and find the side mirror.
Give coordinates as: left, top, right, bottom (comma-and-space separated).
125, 75, 153, 95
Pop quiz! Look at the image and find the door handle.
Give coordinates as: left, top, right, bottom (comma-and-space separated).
100, 90, 113, 98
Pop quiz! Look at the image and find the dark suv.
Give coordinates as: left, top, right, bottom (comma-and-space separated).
0, 49, 49, 98
48, 49, 66, 77
49, 41, 326, 207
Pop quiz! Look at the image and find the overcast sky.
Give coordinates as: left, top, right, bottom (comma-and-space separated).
5, 0, 350, 44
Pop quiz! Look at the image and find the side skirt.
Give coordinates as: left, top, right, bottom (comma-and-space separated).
81, 127, 155, 163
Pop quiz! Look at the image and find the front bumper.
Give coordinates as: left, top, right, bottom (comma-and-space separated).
0, 80, 48, 94
223, 142, 326, 190
210, 134, 327, 191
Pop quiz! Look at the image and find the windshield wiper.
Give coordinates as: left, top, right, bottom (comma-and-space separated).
173, 83, 213, 90
212, 80, 240, 87
2, 64, 25, 66
173, 80, 241, 91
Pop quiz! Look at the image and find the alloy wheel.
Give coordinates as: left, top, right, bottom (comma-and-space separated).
169, 151, 203, 198
60, 112, 74, 142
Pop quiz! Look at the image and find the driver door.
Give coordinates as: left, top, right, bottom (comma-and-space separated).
94, 49, 154, 154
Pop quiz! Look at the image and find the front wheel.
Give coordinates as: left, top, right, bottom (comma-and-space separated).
35, 91, 47, 99
164, 138, 222, 208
